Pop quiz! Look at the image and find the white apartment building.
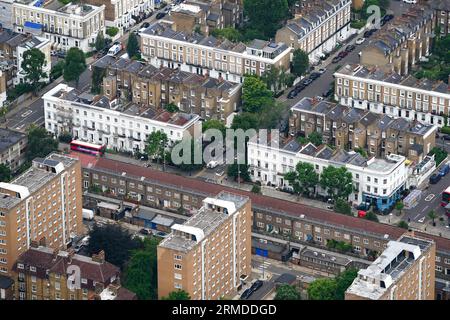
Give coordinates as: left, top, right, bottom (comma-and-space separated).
334, 64, 450, 128
139, 22, 292, 84
12, 0, 105, 52
43, 83, 201, 153
15, 35, 50, 84
247, 137, 408, 212
275, 0, 352, 63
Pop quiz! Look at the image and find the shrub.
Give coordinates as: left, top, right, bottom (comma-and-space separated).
251, 185, 261, 194
350, 20, 366, 29
6, 83, 33, 101
58, 132, 73, 143
441, 126, 450, 135
106, 27, 119, 37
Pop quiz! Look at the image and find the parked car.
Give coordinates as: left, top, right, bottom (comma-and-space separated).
295, 83, 306, 90
309, 72, 320, 80
363, 30, 373, 38
345, 44, 356, 52
141, 22, 150, 28
355, 38, 365, 45
338, 51, 348, 58
322, 88, 334, 98
429, 173, 441, 184
250, 280, 264, 292
139, 228, 150, 235
207, 160, 219, 169
443, 134, 450, 141
332, 56, 341, 63
287, 89, 297, 99
320, 52, 330, 60
240, 288, 253, 300
56, 51, 66, 58
156, 12, 166, 19
317, 68, 326, 74
74, 243, 84, 253
302, 78, 313, 85
383, 14, 394, 22
403, 0, 417, 3
439, 164, 450, 177
107, 44, 121, 56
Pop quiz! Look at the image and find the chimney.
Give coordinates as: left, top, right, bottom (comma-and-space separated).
39, 237, 46, 247
52, 249, 60, 262
92, 250, 105, 264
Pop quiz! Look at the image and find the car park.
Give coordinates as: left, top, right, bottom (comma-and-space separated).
355, 38, 365, 45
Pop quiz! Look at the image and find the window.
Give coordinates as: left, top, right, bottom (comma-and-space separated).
174, 264, 182, 270
174, 273, 182, 280
30, 266, 36, 272
174, 254, 182, 261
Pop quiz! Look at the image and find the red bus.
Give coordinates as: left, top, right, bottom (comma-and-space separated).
441, 186, 450, 207
70, 140, 105, 156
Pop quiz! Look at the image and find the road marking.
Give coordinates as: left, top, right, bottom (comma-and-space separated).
414, 213, 421, 219
418, 217, 425, 223
425, 194, 435, 202
21, 110, 32, 117
421, 205, 429, 213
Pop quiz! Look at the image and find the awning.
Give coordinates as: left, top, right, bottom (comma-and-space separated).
24, 21, 43, 30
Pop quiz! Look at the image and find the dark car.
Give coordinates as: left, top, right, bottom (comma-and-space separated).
56, 51, 66, 58
310, 72, 321, 80
345, 44, 356, 52
302, 78, 313, 86
332, 56, 341, 63
364, 30, 373, 38
443, 135, 450, 141
320, 52, 330, 60
429, 173, 441, 184
240, 288, 253, 300
156, 12, 166, 19
250, 280, 264, 292
338, 51, 348, 58
287, 89, 298, 99
141, 22, 150, 28
295, 83, 305, 90
322, 88, 334, 98
139, 228, 150, 235
383, 14, 394, 22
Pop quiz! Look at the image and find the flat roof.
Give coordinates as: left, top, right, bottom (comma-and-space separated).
0, 128, 26, 153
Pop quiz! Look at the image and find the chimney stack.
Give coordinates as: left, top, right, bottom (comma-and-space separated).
30, 240, 39, 248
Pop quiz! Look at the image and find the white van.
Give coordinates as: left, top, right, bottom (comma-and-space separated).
107, 44, 121, 56
82, 208, 94, 220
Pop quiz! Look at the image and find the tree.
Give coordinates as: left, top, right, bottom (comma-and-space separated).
21, 48, 47, 94
25, 125, 58, 162
63, 47, 87, 87
284, 162, 319, 198
91, 66, 106, 94
123, 237, 160, 300
161, 290, 191, 300
211, 27, 243, 42
163, 103, 179, 113
0, 164, 11, 182
334, 268, 358, 300
251, 185, 261, 194
106, 27, 119, 37
242, 76, 273, 113
227, 163, 251, 182
0, 107, 7, 123
395, 201, 404, 215
291, 49, 309, 77
170, 139, 203, 172
397, 221, 409, 229
202, 119, 226, 136
307, 278, 337, 300
95, 31, 106, 51
428, 210, 437, 226
274, 284, 301, 300
86, 223, 143, 270
243, 0, 289, 38
307, 132, 322, 146
127, 32, 140, 58
354, 147, 368, 158
231, 112, 260, 131
145, 131, 169, 167
319, 166, 354, 200
334, 198, 352, 215
58, 131, 73, 143
364, 211, 379, 222
50, 61, 65, 81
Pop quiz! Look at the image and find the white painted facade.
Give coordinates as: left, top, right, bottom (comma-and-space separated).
107, 0, 155, 30
43, 83, 201, 153
247, 140, 408, 208
15, 35, 51, 85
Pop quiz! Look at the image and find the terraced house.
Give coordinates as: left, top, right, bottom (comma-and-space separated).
427, 0, 450, 35
334, 64, 450, 127
12, 245, 136, 300
360, 6, 435, 76
275, 0, 351, 63
12, 0, 105, 52
43, 83, 201, 154
289, 97, 437, 163
72, 152, 450, 298
92, 55, 242, 124
139, 21, 291, 84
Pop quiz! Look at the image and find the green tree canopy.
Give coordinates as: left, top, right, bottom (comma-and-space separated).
231, 112, 260, 131
63, 47, 87, 86
227, 163, 251, 182
0, 164, 11, 182
211, 27, 243, 42
202, 119, 226, 136
127, 32, 140, 58
25, 125, 58, 162
163, 103, 179, 113
334, 198, 352, 215
86, 223, 143, 270
91, 66, 106, 94
397, 221, 409, 229
161, 290, 191, 300
274, 284, 301, 300
242, 76, 273, 113
292, 49, 309, 77
243, 0, 289, 38
284, 162, 319, 197
307, 132, 323, 146
21, 48, 47, 93
307, 278, 337, 300
145, 131, 169, 164
319, 166, 354, 200
364, 211, 379, 222
334, 268, 358, 299
95, 31, 106, 51
123, 237, 160, 300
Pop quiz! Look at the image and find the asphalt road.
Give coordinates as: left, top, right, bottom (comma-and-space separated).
404, 162, 450, 224
3, 96, 45, 132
